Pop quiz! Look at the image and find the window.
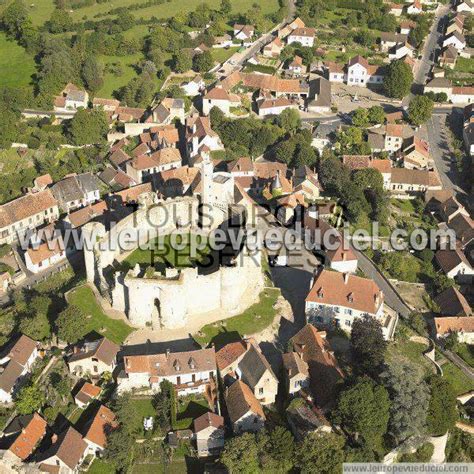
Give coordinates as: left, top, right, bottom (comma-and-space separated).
259, 387, 264, 395
345, 309, 352, 315
93, 365, 98, 373
346, 320, 351, 327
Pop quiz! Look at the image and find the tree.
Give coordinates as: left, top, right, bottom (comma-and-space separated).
193, 50, 213, 72
297, 432, 345, 474
172, 50, 192, 73
409, 311, 428, 336
0, 105, 19, 148
444, 331, 459, 351
335, 378, 390, 453
19, 311, 51, 341
55, 305, 87, 343
367, 105, 385, 125
318, 155, 351, 195
381, 356, 430, 443
295, 142, 317, 167
15, 384, 45, 414
1, 0, 28, 39
277, 108, 301, 134
220, 0, 232, 15
104, 426, 134, 471
81, 56, 104, 93
264, 427, 295, 472
350, 315, 387, 377
275, 139, 296, 164
152, 380, 176, 431
384, 60, 413, 99
426, 375, 457, 436
408, 95, 434, 126
47, 8, 72, 33
67, 108, 109, 145
353, 168, 384, 192
220, 433, 260, 474
352, 108, 369, 127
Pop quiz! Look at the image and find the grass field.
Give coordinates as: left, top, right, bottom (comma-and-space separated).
123, 233, 212, 270
440, 357, 474, 395
87, 459, 116, 474
70, 0, 279, 22
455, 344, 474, 368
454, 57, 474, 74
211, 46, 239, 64
193, 287, 280, 347
0, 33, 36, 89
67, 285, 134, 343
174, 396, 208, 430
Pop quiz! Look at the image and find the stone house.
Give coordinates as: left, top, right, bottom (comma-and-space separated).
0, 335, 39, 403
38, 426, 88, 473
257, 96, 299, 117
443, 31, 466, 51
25, 235, 67, 274
225, 380, 266, 434
0, 190, 59, 245
92, 97, 120, 112
67, 337, 120, 378
402, 136, 430, 169
233, 24, 255, 41
379, 32, 408, 52
151, 98, 186, 125
326, 56, 384, 86
216, 340, 278, 405
126, 147, 182, 184
1, 413, 47, 463
282, 351, 309, 396
286, 398, 332, 440
202, 87, 241, 116
305, 269, 386, 336
185, 115, 225, 158
384, 124, 404, 153
51, 173, 101, 213
193, 411, 225, 457
434, 316, 474, 344
182, 75, 205, 96
456, 0, 473, 13
451, 86, 474, 105
435, 248, 474, 283
53, 83, 89, 112
287, 324, 344, 409
82, 404, 117, 456
73, 381, 101, 408
263, 37, 283, 57
433, 286, 472, 317
118, 348, 217, 396
389, 168, 442, 196
287, 27, 315, 47
407, 0, 422, 14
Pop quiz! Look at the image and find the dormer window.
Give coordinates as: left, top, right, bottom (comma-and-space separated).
188, 357, 196, 369
347, 292, 354, 303
317, 288, 324, 298
173, 359, 181, 371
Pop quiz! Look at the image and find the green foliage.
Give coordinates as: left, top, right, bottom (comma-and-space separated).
409, 312, 428, 336
19, 310, 51, 341
81, 56, 104, 93
104, 426, 133, 472
55, 305, 87, 343
297, 432, 345, 474
408, 95, 433, 126
152, 379, 176, 431
220, 428, 296, 474
399, 443, 434, 462
67, 108, 109, 145
172, 50, 192, 73
0, 0, 29, 39
192, 50, 213, 72
378, 251, 421, 282
384, 60, 413, 99
15, 384, 46, 414
277, 108, 301, 134
446, 428, 474, 462
335, 378, 390, 453
444, 332, 459, 351
367, 105, 385, 125
352, 108, 369, 127
47, 8, 73, 33
351, 314, 387, 378
117, 73, 156, 107
426, 375, 457, 436
381, 356, 430, 443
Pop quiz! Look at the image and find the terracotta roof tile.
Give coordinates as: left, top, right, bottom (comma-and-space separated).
225, 380, 265, 424
84, 404, 117, 449
193, 411, 224, 433
435, 316, 474, 336
8, 413, 47, 460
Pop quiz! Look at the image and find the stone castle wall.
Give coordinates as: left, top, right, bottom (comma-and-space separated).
83, 195, 263, 330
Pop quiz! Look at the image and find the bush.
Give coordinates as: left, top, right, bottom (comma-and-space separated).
399, 443, 434, 462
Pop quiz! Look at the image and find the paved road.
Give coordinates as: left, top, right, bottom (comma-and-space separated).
403, 4, 451, 106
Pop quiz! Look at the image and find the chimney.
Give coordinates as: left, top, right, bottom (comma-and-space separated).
51, 434, 58, 444
343, 273, 349, 284
166, 349, 170, 358
342, 251, 346, 261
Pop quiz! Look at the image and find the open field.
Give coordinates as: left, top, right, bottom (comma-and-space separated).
0, 33, 36, 89
455, 344, 474, 368
69, 0, 279, 22
67, 285, 134, 343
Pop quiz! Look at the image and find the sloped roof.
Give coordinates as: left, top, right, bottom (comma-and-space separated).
435, 316, 474, 336
193, 411, 224, 433
84, 404, 117, 449
215, 340, 248, 371
433, 286, 472, 317
238, 343, 277, 390
69, 337, 119, 366
41, 426, 87, 470
8, 413, 47, 461
225, 380, 265, 424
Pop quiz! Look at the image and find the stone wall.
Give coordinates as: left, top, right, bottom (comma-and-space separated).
83, 195, 263, 330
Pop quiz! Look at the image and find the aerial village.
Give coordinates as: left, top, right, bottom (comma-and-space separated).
0, 0, 473, 471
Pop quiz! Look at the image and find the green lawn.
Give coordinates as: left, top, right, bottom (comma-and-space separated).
70, 0, 279, 22
391, 198, 416, 214
174, 396, 209, 430
87, 459, 116, 474
454, 57, 474, 74
211, 47, 239, 64
67, 285, 134, 343
193, 287, 280, 348
0, 32, 36, 89
440, 358, 474, 395
387, 337, 434, 375
123, 233, 212, 270
455, 344, 474, 368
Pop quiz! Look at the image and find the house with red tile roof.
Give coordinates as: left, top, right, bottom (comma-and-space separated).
2, 413, 47, 463
325, 55, 385, 87
74, 381, 101, 408
435, 248, 473, 283
225, 380, 265, 434
118, 347, 217, 396
202, 87, 241, 116
305, 269, 392, 337
83, 404, 117, 455
434, 316, 474, 344
402, 136, 430, 169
